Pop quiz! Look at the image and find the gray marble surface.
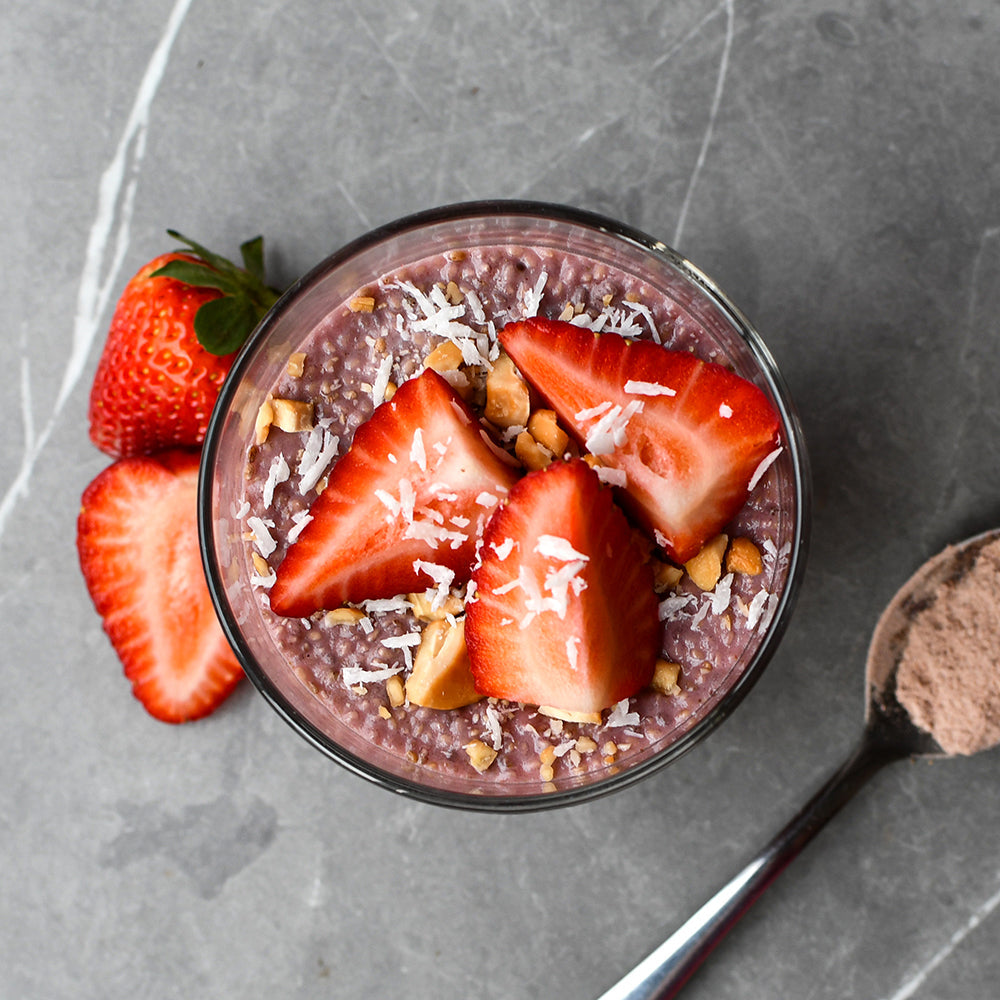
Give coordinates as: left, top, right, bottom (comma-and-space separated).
4, 1, 1000, 997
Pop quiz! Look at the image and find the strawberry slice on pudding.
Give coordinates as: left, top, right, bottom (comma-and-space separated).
466, 459, 660, 714
270, 368, 521, 616
499, 318, 782, 564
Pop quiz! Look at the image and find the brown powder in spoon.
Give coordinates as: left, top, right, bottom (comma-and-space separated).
894, 537, 1000, 755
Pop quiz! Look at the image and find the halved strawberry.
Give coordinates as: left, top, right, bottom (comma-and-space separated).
499, 318, 782, 563
269, 368, 522, 616
76, 449, 243, 723
465, 459, 660, 714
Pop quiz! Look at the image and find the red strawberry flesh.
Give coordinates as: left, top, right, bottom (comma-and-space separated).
499, 318, 782, 563
76, 449, 243, 723
269, 368, 522, 616
465, 459, 660, 714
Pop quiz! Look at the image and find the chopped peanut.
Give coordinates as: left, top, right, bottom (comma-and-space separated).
726, 536, 764, 576
406, 619, 482, 710
378, 705, 392, 720
651, 558, 684, 593
684, 533, 728, 591
515, 430, 553, 471
540, 745, 557, 766
575, 736, 598, 753
254, 396, 274, 444
270, 398, 315, 433
650, 659, 682, 696
484, 353, 530, 428
324, 607, 367, 625
464, 740, 497, 773
444, 280, 463, 304
539, 705, 602, 726
407, 591, 465, 622
287, 352, 306, 378
424, 340, 464, 372
385, 674, 406, 708
558, 303, 575, 321
251, 552, 270, 577
348, 295, 375, 313
539, 762, 555, 782
527, 409, 569, 456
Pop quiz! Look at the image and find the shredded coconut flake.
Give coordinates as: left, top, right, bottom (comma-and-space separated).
624, 379, 676, 397
535, 535, 589, 563
262, 454, 290, 508
371, 353, 394, 406
522, 271, 548, 317
341, 664, 404, 687
584, 400, 644, 456
491, 537, 515, 561
719, 403, 733, 418
605, 699, 640, 728
594, 465, 627, 487
748, 446, 783, 491
298, 425, 340, 494
287, 509, 314, 544
246, 516, 277, 558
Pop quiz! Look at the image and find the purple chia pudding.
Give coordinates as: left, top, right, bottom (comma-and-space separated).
227, 239, 795, 791
200, 204, 807, 808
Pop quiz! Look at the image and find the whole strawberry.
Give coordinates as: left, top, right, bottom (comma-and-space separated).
88, 232, 280, 458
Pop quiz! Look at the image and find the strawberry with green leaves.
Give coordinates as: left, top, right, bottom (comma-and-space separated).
88, 231, 280, 459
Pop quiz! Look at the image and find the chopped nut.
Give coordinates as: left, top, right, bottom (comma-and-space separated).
385, 674, 406, 708
424, 340, 464, 373
527, 409, 569, 456
539, 705, 602, 726
651, 558, 684, 593
406, 619, 482, 710
539, 763, 555, 782
575, 736, 598, 753
558, 303, 575, 321
254, 396, 274, 444
484, 353, 530, 428
287, 352, 306, 378
684, 533, 728, 591
602, 293, 613, 306
446, 250, 466, 262
378, 705, 392, 720
324, 607, 366, 625
407, 591, 465, 622
270, 398, 315, 433
464, 740, 497, 773
650, 659, 682, 696
251, 552, 270, 576
383, 381, 397, 402
348, 295, 376, 313
726, 536, 764, 576
540, 745, 557, 766
602, 741, 618, 757
515, 430, 553, 471
445, 280, 463, 304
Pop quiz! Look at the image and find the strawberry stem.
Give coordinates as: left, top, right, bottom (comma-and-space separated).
151, 231, 283, 356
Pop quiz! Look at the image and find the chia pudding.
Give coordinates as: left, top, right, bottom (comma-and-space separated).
227, 239, 797, 793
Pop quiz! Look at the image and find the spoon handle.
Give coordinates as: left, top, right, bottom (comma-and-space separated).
596, 734, 898, 1000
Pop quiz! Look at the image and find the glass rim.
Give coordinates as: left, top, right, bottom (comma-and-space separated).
198, 198, 811, 813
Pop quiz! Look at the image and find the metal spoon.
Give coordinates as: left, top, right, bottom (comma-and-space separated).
597, 527, 1000, 1000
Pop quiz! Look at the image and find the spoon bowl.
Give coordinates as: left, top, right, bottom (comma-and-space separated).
598, 526, 1000, 1000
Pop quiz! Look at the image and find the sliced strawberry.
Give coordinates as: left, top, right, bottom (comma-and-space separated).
499, 318, 782, 563
465, 459, 660, 714
269, 368, 522, 616
76, 449, 243, 723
